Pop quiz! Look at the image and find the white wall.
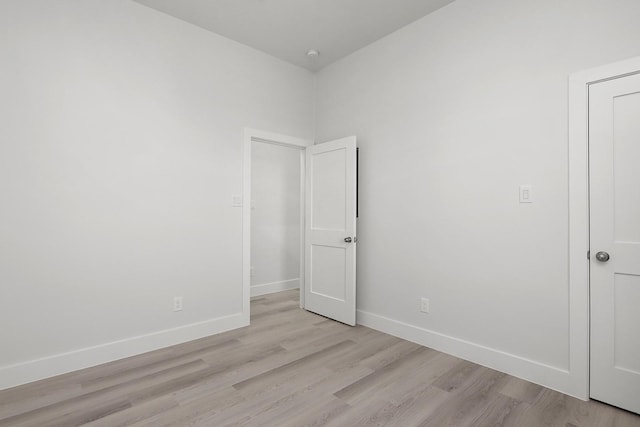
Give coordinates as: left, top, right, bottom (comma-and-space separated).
0, 0, 313, 389
315, 0, 640, 397
250, 143, 301, 296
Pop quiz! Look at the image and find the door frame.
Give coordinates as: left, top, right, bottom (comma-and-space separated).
568, 55, 640, 400
242, 128, 313, 323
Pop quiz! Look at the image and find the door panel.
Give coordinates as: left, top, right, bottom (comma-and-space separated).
305, 137, 357, 326
310, 245, 346, 300
613, 93, 640, 242
613, 274, 640, 374
589, 72, 640, 414
311, 148, 347, 230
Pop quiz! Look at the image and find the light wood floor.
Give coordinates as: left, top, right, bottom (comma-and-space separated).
1, 290, 639, 427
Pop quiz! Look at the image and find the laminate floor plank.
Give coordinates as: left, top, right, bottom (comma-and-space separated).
468, 394, 527, 427
322, 332, 403, 371
82, 395, 179, 427
0, 382, 83, 420
0, 360, 210, 427
130, 388, 245, 427
333, 346, 433, 404
381, 385, 451, 426
1, 289, 638, 427
81, 339, 242, 392
278, 397, 350, 427
419, 369, 509, 427
498, 375, 545, 404
232, 364, 375, 427
220, 370, 339, 426
432, 359, 484, 393
384, 352, 462, 405
359, 339, 422, 371
0, 347, 180, 419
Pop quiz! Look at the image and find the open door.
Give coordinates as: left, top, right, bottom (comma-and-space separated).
304, 136, 357, 325
589, 72, 640, 414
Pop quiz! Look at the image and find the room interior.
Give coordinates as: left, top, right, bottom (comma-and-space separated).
1, 0, 640, 424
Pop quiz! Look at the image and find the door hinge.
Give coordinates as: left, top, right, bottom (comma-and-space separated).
587, 250, 590, 260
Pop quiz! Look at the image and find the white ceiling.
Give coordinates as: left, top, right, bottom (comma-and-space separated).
133, 0, 455, 71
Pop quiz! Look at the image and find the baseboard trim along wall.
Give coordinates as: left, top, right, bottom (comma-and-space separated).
356, 309, 581, 399
0, 312, 247, 391
251, 278, 300, 297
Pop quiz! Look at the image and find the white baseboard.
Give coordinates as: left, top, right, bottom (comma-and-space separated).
0, 312, 247, 391
356, 310, 582, 399
251, 278, 299, 297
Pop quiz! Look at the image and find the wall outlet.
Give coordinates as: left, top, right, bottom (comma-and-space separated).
420, 297, 430, 313
173, 296, 183, 312
250, 266, 255, 277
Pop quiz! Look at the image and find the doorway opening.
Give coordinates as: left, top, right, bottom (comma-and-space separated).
241, 129, 313, 323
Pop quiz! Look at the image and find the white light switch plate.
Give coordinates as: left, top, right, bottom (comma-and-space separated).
519, 186, 532, 203
232, 195, 242, 207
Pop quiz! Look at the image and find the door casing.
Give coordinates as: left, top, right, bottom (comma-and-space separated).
242, 128, 313, 323
568, 55, 640, 401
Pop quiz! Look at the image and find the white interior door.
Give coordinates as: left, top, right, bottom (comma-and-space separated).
589, 72, 640, 414
304, 136, 357, 326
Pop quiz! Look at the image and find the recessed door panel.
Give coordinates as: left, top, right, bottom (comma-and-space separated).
614, 93, 640, 243
310, 245, 346, 301
614, 274, 640, 375
311, 148, 346, 231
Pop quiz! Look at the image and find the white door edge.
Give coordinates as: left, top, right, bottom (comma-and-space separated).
568, 55, 640, 401
242, 128, 313, 323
